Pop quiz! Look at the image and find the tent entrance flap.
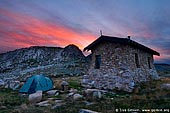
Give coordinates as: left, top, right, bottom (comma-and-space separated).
28, 79, 36, 94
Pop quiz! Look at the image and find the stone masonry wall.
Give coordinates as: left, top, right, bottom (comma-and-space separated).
82, 42, 159, 92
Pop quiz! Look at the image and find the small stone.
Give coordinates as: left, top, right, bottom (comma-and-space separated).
73, 93, 83, 100
81, 79, 89, 84
161, 84, 170, 90
119, 70, 124, 74
55, 92, 59, 96
55, 99, 64, 103
48, 98, 55, 100
0, 106, 6, 109
61, 81, 69, 86
60, 81, 69, 91
79, 109, 99, 113
81, 84, 92, 88
83, 75, 89, 79
67, 92, 74, 97
69, 88, 78, 93
51, 103, 64, 109
36, 100, 50, 107
84, 101, 95, 106
84, 89, 98, 95
90, 81, 95, 85
93, 91, 102, 99
46, 90, 58, 96
20, 104, 28, 109
104, 74, 109, 77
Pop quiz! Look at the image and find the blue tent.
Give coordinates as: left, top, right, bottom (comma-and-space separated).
19, 74, 53, 94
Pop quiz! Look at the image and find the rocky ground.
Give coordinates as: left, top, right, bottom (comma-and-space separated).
0, 75, 170, 113
0, 46, 170, 113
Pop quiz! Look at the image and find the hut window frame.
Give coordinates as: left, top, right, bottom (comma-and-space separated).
135, 53, 140, 68
148, 57, 152, 69
95, 55, 101, 69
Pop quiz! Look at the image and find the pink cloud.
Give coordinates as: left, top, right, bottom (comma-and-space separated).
0, 8, 95, 52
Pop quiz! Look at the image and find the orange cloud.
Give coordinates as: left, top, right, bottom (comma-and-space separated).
152, 47, 170, 62
0, 8, 168, 64
0, 8, 95, 51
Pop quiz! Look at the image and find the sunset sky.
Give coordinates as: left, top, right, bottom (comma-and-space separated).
0, 0, 170, 64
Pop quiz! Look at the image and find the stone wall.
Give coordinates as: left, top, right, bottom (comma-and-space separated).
82, 42, 159, 92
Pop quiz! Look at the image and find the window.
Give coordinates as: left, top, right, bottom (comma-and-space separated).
95, 55, 101, 69
148, 57, 151, 69
135, 53, 140, 68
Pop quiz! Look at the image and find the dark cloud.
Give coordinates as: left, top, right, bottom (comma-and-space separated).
0, 0, 170, 64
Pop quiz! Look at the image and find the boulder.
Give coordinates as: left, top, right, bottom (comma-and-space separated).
84, 89, 98, 95
36, 100, 51, 107
60, 81, 69, 91
61, 81, 69, 86
69, 88, 78, 93
84, 89, 103, 99
79, 109, 99, 113
161, 84, 170, 90
46, 90, 59, 96
73, 93, 83, 100
28, 91, 42, 104
67, 92, 74, 97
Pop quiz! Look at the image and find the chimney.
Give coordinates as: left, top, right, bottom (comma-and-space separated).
128, 36, 131, 40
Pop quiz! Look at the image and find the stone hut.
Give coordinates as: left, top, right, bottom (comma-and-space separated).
82, 35, 160, 92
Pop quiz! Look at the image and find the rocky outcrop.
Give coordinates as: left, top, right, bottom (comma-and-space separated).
0, 46, 62, 73
0, 45, 88, 81
61, 44, 85, 61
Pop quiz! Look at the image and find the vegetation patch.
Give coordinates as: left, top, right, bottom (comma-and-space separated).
0, 88, 27, 113
0, 77, 169, 113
